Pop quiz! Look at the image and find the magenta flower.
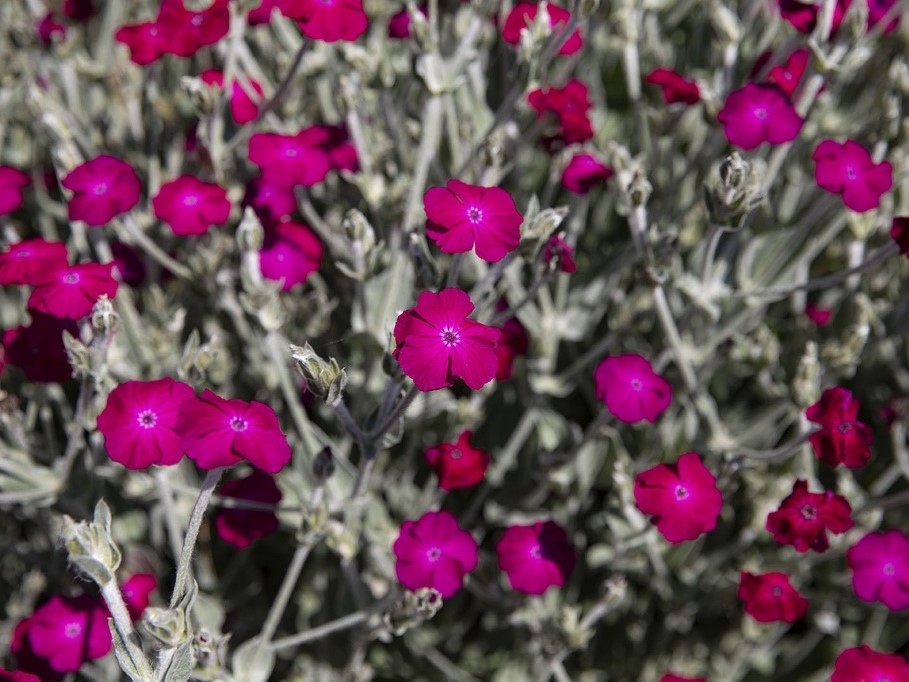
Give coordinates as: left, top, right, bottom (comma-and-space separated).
115, 21, 163, 65
716, 83, 803, 150
738, 571, 809, 623
37, 13, 67, 45
847, 529, 909, 611
97, 378, 195, 469
28, 261, 118, 319
0, 239, 69, 286
0, 166, 31, 216
424, 430, 490, 491
496, 520, 576, 595
156, 0, 230, 57
2, 313, 77, 383
259, 221, 323, 291
778, 0, 847, 34
392, 288, 501, 392
645, 68, 701, 105
501, 2, 583, 55
661, 676, 707, 682
61, 155, 141, 226
276, 0, 369, 42
248, 0, 279, 25
178, 389, 292, 473
806, 386, 873, 468
0, 667, 41, 682
527, 79, 594, 145
868, 0, 901, 32
152, 175, 231, 236
215, 470, 282, 549
200, 69, 265, 125
594, 353, 671, 424
248, 129, 332, 188
561, 153, 613, 194
243, 175, 298, 224
24, 595, 111, 674
543, 235, 577, 273
765, 479, 853, 553
388, 4, 426, 38
805, 304, 832, 326
766, 49, 809, 98
832, 645, 909, 682
393, 510, 478, 598
120, 573, 158, 621
812, 140, 893, 213
634, 452, 722, 543
495, 315, 530, 380
424, 180, 523, 263
892, 216, 909, 256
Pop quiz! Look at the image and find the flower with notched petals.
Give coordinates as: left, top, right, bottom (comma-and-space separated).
717, 83, 803, 151
259, 221, 323, 291
248, 129, 332, 188
115, 21, 163, 65
0, 166, 31, 216
806, 386, 873, 468
847, 529, 909, 611
738, 571, 809, 623
813, 140, 893, 213
276, 0, 368, 42
496, 520, 575, 595
765, 479, 853, 553
501, 2, 583, 55
200, 69, 265, 125
645, 68, 701, 105
424, 430, 489, 491
394, 510, 478, 598
2, 313, 77, 383
561, 153, 613, 194
0, 239, 68, 286
595, 354, 671, 424
152, 175, 231, 236
832, 645, 909, 682
215, 470, 282, 549
62, 156, 141, 226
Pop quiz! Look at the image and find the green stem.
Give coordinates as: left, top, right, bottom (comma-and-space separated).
170, 468, 224, 609
99, 579, 154, 681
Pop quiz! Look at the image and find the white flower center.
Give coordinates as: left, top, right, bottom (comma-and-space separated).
440, 327, 460, 346
137, 409, 157, 429
230, 416, 249, 432
467, 206, 483, 223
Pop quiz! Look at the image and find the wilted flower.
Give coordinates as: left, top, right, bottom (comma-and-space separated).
393, 510, 478, 598
424, 430, 490, 491
276, 0, 369, 42
152, 175, 231, 236
0, 166, 30, 216
61, 156, 141, 226
28, 261, 118, 320
737, 571, 809, 623
496, 520, 576, 595
765, 479, 853, 552
0, 239, 68, 286
200, 69, 265, 125
812, 140, 893, 213
501, 2, 583, 55
248, 130, 332, 188
832, 645, 909, 682
716, 83, 803, 150
847, 529, 909, 611
543, 235, 577, 273
806, 386, 873, 468
259, 221, 323, 291
527, 79, 594, 145
645, 68, 701, 105
215, 470, 282, 549
110, 241, 148, 287
594, 354, 672, 424
2, 313, 77, 383
561, 153, 613, 194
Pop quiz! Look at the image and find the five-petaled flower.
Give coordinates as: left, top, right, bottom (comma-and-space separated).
832, 644, 909, 682
594, 354, 672, 424
717, 83, 803, 151
393, 510, 478, 598
28, 261, 119, 320
61, 156, 141, 226
813, 140, 893, 213
0, 239, 68, 286
215, 470, 283, 549
152, 175, 232, 236
501, 2, 583, 55
806, 386, 873, 468
424, 430, 490, 491
0, 166, 30, 216
737, 571, 809, 623
561, 153, 613, 194
496, 520, 576, 595
645, 68, 701, 105
276, 0, 369, 43
259, 221, 323, 291
847, 529, 909, 611
248, 129, 332, 188
765, 479, 853, 553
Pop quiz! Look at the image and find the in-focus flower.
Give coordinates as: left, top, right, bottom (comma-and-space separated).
259, 221, 323, 291
392, 288, 501, 392
62, 156, 141, 226
561, 153, 613, 194
813, 140, 893, 213
156, 0, 230, 57
501, 2, 583, 55
806, 386, 873, 468
634, 452, 722, 543
2, 313, 77, 383
594, 354, 671, 424
0, 239, 69, 286
248, 129, 332, 188
661, 676, 708, 682
737, 571, 809, 623
765, 479, 853, 553
766, 49, 809, 98
496, 520, 576, 595
716, 83, 803, 151
424, 430, 490, 491
424, 180, 523, 263
120, 574, 157, 621
277, 0, 369, 42
543, 235, 577, 273
832, 645, 909, 682
115, 21, 163, 65
645, 68, 701, 105
97, 378, 195, 469
178, 389, 292, 473
892, 216, 909, 256
110, 241, 148, 287
0, 166, 31, 216
200, 69, 265, 125
243, 175, 298, 224
495, 315, 530, 381
152, 175, 231, 236
28, 261, 118, 319
393, 510, 478, 598
215, 470, 282, 549
805, 304, 832, 326
847, 529, 909, 611
527, 79, 594, 145
22, 595, 111, 674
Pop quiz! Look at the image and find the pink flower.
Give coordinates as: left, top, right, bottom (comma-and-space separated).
388, 4, 426, 38
495, 316, 530, 380
806, 386, 873, 468
496, 520, 576, 595
805, 304, 832, 326
645, 68, 701, 105
259, 221, 323, 291
248, 129, 332, 188
832, 645, 909, 682
868, 0, 901, 32
243, 175, 298, 224
716, 83, 803, 150
393, 510, 478, 598
248, 0, 279, 25
813, 140, 893, 213
766, 49, 809, 98
277, 0, 369, 42
424, 430, 490, 491
319, 124, 359, 172
200, 69, 265, 125
847, 529, 909, 611
634, 452, 722, 543
0, 667, 41, 682
501, 3, 583, 55
424, 180, 523, 263
0, 166, 30, 216
661, 676, 707, 682
178, 389, 292, 473
61, 155, 141, 226
594, 353, 671, 424
0, 239, 69, 286
2, 313, 77, 383
543, 235, 577, 273
777, 0, 848, 34
115, 21, 163, 65
737, 571, 809, 623
156, 0, 230, 57
152, 175, 231, 236
393, 288, 501, 392
215, 470, 282, 549
28, 261, 118, 319
765, 479, 853, 553
527, 79, 594, 145
24, 595, 111, 673
561, 153, 613, 194
97, 378, 195, 469
121, 574, 157, 621
892, 216, 909, 256
37, 13, 66, 45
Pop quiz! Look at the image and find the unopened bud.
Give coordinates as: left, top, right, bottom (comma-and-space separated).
90, 294, 119, 336
60, 499, 121, 585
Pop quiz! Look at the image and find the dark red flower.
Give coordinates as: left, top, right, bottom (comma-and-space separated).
2, 313, 77, 383
61, 156, 141, 226
0, 239, 69, 286
63, 0, 96, 21
216, 470, 282, 549
111, 241, 148, 287
0, 166, 30, 216
115, 21, 163, 65
424, 430, 490, 491
777, 0, 847, 34
277, 0, 369, 42
737, 571, 809, 623
0, 666, 41, 682
765, 479, 853, 552
661, 676, 707, 682
28, 261, 118, 320
892, 216, 909, 256
156, 0, 230, 57
645, 68, 701, 105
806, 386, 873, 468
543, 235, 577, 273
388, 4, 426, 39
832, 645, 909, 682
501, 3, 583, 55
527, 79, 594, 146
495, 316, 529, 380
561, 153, 613, 194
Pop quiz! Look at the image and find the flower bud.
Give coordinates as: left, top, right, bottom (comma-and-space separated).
141, 579, 197, 647
236, 207, 264, 252
60, 499, 121, 586
90, 294, 119, 337
792, 341, 820, 408
383, 588, 443, 636
289, 343, 348, 406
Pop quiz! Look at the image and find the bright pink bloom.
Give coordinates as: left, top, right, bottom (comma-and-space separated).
501, 3, 583, 55
765, 479, 853, 552
393, 288, 501, 392
868, 0, 901, 32
496, 520, 575, 595
216, 470, 282, 549
424, 180, 523, 263
28, 261, 118, 319
0, 667, 41, 682
259, 221, 323, 291
805, 304, 832, 326
200, 69, 265, 125
248, 129, 332, 188
0, 166, 30, 216
766, 49, 809, 98
717, 83, 803, 151
388, 4, 426, 38
847, 529, 909, 611
424, 430, 490, 491
156, 0, 230, 57
594, 353, 671, 424
892, 216, 909, 256
37, 13, 66, 44
561, 153, 613, 194
543, 235, 577, 273
813, 140, 893, 213
393, 510, 478, 598
248, 0, 279, 25
661, 676, 707, 682
97, 378, 195, 469
243, 175, 298, 224
178, 389, 292, 473
62, 155, 141, 226
2, 313, 77, 383
277, 0, 369, 42
645, 68, 701, 105
738, 571, 809, 623
111, 241, 148, 287
115, 21, 163, 65
152, 175, 231, 236
24, 594, 111, 673
832, 645, 909, 682
806, 386, 873, 468
634, 452, 722, 543
121, 573, 157, 621
496, 316, 529, 380
0, 239, 69, 286
527, 79, 594, 145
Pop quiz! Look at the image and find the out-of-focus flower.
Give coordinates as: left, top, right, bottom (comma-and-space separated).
806, 386, 873, 468
0, 666, 42, 682
832, 645, 909, 682
317, 124, 359, 172
847, 529, 909, 611
527, 79, 594, 145
645, 68, 701, 105
805, 304, 832, 326
394, 510, 478, 598
248, 130, 332, 188
766, 49, 809, 98
120, 573, 157, 621
765, 479, 853, 552
215, 470, 282, 549
115, 21, 163, 65
61, 156, 141, 226
661, 676, 708, 682
18, 595, 111, 675
110, 241, 148, 287
248, 0, 280, 25
28, 261, 118, 320
243, 175, 298, 225
777, 0, 847, 34
813, 140, 893, 213
594, 354, 671, 424
200, 69, 265, 125
156, 0, 230, 57
388, 4, 426, 39
561, 153, 613, 194
259, 221, 323, 291
737, 571, 809, 623
543, 235, 577, 273
2, 313, 77, 383
0, 166, 31, 216
496, 520, 575, 595
63, 0, 96, 21
424, 430, 490, 491
0, 239, 69, 286
501, 2, 583, 55
717, 83, 803, 151
891, 216, 909, 256
152, 175, 231, 236
495, 315, 529, 380
276, 0, 369, 42
37, 13, 67, 45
